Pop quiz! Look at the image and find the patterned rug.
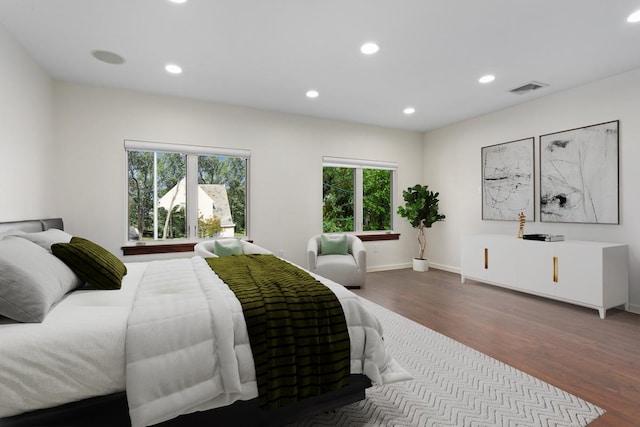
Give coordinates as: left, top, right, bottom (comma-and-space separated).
291, 298, 605, 426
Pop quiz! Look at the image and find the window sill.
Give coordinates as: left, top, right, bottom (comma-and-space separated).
122, 242, 196, 256
355, 232, 400, 242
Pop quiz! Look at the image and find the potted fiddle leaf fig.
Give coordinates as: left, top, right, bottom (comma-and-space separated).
397, 184, 445, 271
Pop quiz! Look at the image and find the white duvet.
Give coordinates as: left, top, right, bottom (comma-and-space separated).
0, 256, 410, 426
0, 261, 146, 418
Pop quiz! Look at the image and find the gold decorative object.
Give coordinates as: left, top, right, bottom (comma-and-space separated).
517, 211, 526, 238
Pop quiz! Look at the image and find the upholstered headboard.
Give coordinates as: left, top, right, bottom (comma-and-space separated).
0, 218, 64, 233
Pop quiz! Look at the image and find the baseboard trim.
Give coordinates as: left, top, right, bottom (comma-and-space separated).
367, 262, 460, 274
427, 262, 460, 274
367, 263, 411, 272
628, 303, 640, 315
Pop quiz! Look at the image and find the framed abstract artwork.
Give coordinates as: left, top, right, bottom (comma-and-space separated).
539, 120, 619, 224
482, 137, 534, 221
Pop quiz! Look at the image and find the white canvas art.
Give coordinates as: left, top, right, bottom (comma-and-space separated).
539, 121, 619, 224
482, 138, 534, 221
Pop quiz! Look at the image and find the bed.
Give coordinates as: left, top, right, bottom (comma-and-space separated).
0, 218, 409, 426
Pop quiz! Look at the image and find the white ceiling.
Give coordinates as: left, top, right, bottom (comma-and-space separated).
1, 1, 639, 132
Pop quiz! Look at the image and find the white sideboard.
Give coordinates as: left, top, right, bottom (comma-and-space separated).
460, 234, 629, 318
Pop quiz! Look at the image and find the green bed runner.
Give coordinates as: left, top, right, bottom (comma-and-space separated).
205, 254, 350, 409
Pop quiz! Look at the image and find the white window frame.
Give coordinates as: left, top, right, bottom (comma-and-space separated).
322, 156, 398, 233
124, 140, 251, 242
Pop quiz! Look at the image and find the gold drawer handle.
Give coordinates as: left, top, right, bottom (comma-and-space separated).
484, 248, 488, 269
553, 256, 558, 283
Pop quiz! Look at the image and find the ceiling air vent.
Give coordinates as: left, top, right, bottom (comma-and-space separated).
509, 81, 548, 95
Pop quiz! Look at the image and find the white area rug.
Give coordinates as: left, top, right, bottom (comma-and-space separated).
292, 298, 605, 426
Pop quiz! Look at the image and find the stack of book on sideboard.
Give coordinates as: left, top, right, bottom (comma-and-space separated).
522, 234, 565, 242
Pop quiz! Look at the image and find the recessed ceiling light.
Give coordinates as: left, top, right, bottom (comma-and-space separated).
90, 50, 125, 65
479, 74, 496, 84
165, 64, 183, 74
169, 0, 187, 3
306, 90, 319, 99
403, 107, 416, 115
627, 10, 640, 22
360, 42, 380, 55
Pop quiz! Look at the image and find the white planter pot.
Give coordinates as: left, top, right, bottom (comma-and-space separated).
413, 258, 429, 272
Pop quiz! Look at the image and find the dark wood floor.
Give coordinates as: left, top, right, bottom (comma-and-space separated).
353, 268, 640, 427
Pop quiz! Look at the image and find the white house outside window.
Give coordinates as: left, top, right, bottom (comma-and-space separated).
125, 140, 250, 242
322, 156, 397, 233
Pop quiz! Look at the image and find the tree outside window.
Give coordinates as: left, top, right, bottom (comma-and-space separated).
363, 168, 392, 231
323, 167, 354, 232
127, 143, 248, 241
322, 160, 394, 233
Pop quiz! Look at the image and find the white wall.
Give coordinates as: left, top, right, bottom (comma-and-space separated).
0, 25, 55, 221
423, 67, 640, 313
53, 82, 424, 269
7, 18, 636, 311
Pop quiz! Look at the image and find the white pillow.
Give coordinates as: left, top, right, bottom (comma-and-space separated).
16, 228, 73, 252
0, 229, 25, 241
0, 237, 83, 322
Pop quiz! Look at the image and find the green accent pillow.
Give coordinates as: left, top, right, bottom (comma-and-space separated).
321, 234, 348, 255
214, 239, 243, 256
52, 237, 127, 290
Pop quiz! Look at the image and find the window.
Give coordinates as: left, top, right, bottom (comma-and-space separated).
322, 156, 397, 233
125, 140, 249, 242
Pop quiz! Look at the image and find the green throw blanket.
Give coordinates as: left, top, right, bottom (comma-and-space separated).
205, 254, 350, 409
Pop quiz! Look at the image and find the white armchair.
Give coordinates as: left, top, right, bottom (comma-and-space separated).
194, 239, 273, 257
307, 234, 366, 288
